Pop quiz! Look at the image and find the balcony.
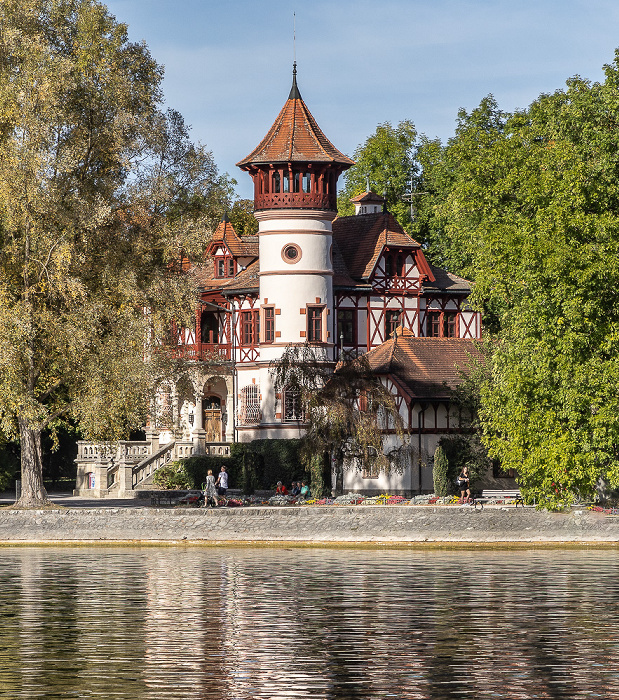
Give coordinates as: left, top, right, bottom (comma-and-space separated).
254, 191, 336, 211
170, 343, 231, 362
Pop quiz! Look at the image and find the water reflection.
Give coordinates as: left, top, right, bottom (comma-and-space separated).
0, 547, 618, 699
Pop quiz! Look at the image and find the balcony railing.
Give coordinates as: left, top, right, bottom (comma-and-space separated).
254, 191, 336, 211
170, 343, 231, 361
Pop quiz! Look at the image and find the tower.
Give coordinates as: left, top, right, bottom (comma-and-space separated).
235, 64, 353, 439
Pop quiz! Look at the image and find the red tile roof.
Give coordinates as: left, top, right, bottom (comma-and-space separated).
362, 328, 480, 401
237, 68, 354, 168
209, 218, 259, 257
332, 212, 434, 281
350, 191, 386, 205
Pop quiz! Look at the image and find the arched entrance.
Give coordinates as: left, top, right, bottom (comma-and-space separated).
203, 396, 222, 442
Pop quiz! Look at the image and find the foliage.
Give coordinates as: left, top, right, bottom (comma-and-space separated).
152, 462, 192, 490
0, 441, 19, 491
432, 445, 449, 497
269, 344, 406, 493
424, 52, 619, 508
413, 96, 507, 274
231, 439, 304, 491
229, 199, 258, 237
307, 452, 330, 499
337, 120, 417, 232
0, 0, 229, 505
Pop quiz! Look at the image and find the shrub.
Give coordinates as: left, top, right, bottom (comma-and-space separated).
153, 462, 192, 490
433, 445, 449, 497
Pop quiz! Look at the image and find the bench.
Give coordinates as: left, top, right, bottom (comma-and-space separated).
474, 489, 525, 508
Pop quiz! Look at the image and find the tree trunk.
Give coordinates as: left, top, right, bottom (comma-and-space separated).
16, 417, 50, 507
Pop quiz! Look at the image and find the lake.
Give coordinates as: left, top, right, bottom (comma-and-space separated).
0, 546, 617, 699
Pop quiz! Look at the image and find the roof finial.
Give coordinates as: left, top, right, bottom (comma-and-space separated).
289, 60, 302, 100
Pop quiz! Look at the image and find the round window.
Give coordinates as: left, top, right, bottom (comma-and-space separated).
282, 243, 302, 264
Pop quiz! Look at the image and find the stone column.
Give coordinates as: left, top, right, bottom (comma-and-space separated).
225, 389, 234, 442
192, 394, 206, 454
116, 446, 134, 498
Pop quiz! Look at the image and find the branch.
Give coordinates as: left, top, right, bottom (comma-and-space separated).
40, 403, 71, 431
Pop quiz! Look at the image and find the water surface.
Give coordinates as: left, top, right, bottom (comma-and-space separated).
0, 547, 617, 699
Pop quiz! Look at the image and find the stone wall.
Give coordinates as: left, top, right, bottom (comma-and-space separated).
1, 506, 618, 544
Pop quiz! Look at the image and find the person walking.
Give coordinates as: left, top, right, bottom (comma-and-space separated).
204, 469, 218, 508
458, 466, 471, 504
215, 466, 229, 496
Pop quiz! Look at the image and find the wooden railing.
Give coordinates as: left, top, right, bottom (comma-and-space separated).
170, 343, 232, 361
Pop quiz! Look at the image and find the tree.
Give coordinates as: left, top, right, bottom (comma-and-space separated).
229, 198, 259, 237
269, 344, 406, 495
0, 0, 223, 506
432, 52, 619, 507
432, 444, 449, 497
337, 120, 417, 232
413, 96, 507, 274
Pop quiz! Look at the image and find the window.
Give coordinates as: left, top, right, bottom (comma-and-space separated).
384, 252, 406, 277
263, 307, 275, 343
228, 258, 235, 277
445, 312, 457, 338
216, 259, 225, 277
238, 385, 261, 425
307, 306, 323, 342
241, 310, 259, 346
426, 311, 441, 337
337, 309, 355, 345
283, 388, 303, 422
293, 172, 300, 193
385, 310, 402, 338
302, 173, 311, 193
282, 244, 301, 263
272, 172, 281, 193
426, 310, 458, 337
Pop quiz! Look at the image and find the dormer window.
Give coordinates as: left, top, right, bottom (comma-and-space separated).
215, 256, 235, 278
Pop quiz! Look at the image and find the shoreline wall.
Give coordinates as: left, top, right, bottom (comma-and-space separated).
1, 506, 619, 544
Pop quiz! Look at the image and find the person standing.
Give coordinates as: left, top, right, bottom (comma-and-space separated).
204, 469, 218, 508
458, 466, 471, 504
215, 466, 229, 496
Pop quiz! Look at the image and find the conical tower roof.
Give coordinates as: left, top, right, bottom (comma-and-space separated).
237, 64, 354, 169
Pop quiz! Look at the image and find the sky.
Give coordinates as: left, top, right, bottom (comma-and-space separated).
106, 0, 619, 200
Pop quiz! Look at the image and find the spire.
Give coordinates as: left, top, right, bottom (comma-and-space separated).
288, 61, 302, 100
221, 211, 229, 223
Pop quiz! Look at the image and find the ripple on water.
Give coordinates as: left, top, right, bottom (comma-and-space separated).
0, 547, 618, 699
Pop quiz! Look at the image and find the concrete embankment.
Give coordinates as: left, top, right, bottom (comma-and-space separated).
0, 506, 618, 545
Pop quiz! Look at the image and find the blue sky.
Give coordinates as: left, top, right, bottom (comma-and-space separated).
106, 0, 619, 199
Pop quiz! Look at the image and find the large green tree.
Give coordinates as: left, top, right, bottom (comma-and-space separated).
337, 120, 417, 231
433, 53, 619, 507
0, 0, 225, 506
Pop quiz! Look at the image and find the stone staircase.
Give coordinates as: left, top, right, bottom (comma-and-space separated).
75, 437, 231, 498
